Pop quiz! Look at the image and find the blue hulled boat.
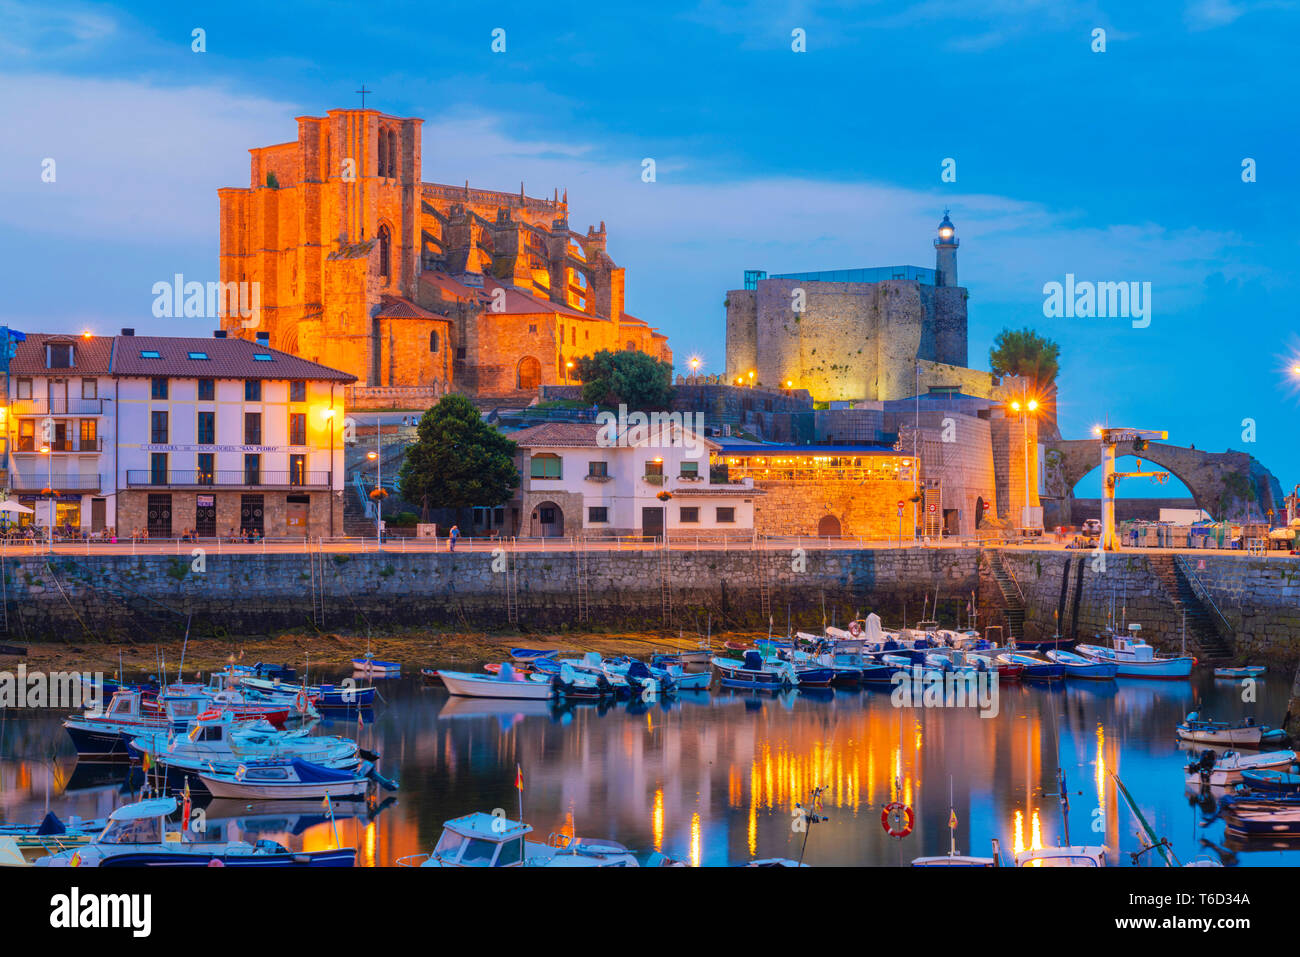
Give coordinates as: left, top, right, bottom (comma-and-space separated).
711, 651, 798, 691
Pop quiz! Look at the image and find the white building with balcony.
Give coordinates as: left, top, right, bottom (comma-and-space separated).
3, 330, 354, 537
506, 421, 758, 539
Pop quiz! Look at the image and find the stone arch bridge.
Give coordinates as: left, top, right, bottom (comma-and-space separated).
1042, 439, 1284, 525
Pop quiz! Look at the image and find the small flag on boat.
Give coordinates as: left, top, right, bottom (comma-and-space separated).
182, 779, 192, 828
949, 809, 958, 830
141, 752, 152, 773
515, 764, 523, 791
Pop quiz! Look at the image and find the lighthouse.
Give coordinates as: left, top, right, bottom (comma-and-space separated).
934, 211, 959, 288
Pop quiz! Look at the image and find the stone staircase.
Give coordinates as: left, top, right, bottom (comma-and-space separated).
987, 551, 1025, 640
1149, 554, 1233, 661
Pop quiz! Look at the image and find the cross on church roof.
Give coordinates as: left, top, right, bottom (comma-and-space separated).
355, 84, 372, 109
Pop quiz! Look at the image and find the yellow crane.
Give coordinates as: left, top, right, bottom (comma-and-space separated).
1094, 426, 1170, 551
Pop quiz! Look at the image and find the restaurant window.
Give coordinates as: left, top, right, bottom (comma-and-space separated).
289, 454, 307, 486
150, 452, 168, 485
530, 454, 562, 479
198, 378, 215, 401
244, 412, 262, 445
244, 454, 261, 486
81, 378, 97, 400
588, 506, 609, 524
196, 453, 215, 485
679, 506, 700, 523
197, 411, 215, 445
716, 507, 736, 524
289, 381, 306, 402
289, 412, 306, 446
151, 377, 168, 399
245, 379, 261, 401
150, 410, 168, 443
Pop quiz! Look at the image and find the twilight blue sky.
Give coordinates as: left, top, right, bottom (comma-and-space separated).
2, 0, 1298, 496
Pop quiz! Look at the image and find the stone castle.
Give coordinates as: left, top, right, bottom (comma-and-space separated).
725, 214, 993, 402
218, 107, 671, 405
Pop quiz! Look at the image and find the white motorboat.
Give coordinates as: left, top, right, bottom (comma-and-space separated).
198, 757, 373, 800
1185, 748, 1297, 787
1176, 712, 1287, 747
440, 663, 555, 700
32, 797, 356, 867
1015, 845, 1109, 867
396, 812, 639, 867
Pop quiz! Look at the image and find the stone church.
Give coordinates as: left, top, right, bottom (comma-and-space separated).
218, 107, 671, 406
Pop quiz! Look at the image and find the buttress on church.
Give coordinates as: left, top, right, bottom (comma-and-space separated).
218, 107, 672, 404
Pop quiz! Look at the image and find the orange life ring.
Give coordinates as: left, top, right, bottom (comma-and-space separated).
881, 802, 914, 838
849, 621, 863, 637
295, 689, 309, 713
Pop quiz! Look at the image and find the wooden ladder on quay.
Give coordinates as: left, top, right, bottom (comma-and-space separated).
659, 540, 672, 627
574, 537, 590, 624
307, 541, 327, 629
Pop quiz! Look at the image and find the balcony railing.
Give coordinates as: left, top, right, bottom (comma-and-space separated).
10, 474, 103, 492
10, 398, 107, 415
125, 469, 330, 489
14, 436, 103, 453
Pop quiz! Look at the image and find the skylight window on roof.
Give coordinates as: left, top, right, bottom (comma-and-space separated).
141, 350, 162, 358
253, 354, 273, 361
187, 352, 209, 360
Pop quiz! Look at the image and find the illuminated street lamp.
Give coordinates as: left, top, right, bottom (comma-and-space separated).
689, 356, 700, 383
367, 446, 384, 547
40, 444, 52, 548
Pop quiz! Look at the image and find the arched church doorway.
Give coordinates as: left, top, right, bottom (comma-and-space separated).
517, 356, 541, 391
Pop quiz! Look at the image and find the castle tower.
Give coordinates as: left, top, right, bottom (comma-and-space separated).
934, 211, 959, 288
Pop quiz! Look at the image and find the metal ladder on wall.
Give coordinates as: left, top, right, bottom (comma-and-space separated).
308, 541, 326, 628
756, 548, 771, 622
575, 537, 590, 624
505, 542, 519, 625
659, 540, 672, 626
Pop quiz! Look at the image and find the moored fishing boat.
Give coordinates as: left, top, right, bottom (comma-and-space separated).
1015, 845, 1109, 866
440, 663, 556, 700
711, 651, 798, 691
1214, 665, 1266, 679
62, 690, 209, 759
396, 812, 639, 867
1184, 749, 1296, 787
351, 652, 401, 676
510, 647, 559, 662
241, 675, 376, 709
966, 653, 1022, 682
1176, 712, 1287, 747
1217, 792, 1300, 838
1240, 768, 1300, 793
32, 798, 356, 867
1074, 629, 1193, 679
198, 757, 375, 800
997, 652, 1065, 682
1045, 649, 1117, 680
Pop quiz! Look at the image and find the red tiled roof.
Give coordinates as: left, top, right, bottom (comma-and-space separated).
419, 271, 595, 320
375, 295, 449, 321
8, 333, 114, 375
508, 422, 605, 448
110, 335, 355, 381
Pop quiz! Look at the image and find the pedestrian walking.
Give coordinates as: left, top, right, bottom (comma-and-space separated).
449, 524, 460, 552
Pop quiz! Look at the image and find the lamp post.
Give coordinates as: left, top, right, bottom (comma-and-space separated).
367, 445, 382, 547
1008, 382, 1039, 533
689, 356, 700, 384
40, 443, 51, 549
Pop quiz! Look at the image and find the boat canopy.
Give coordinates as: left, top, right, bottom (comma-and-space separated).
441, 812, 532, 842
109, 797, 178, 822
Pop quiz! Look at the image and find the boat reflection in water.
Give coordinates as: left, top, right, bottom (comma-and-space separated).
2, 663, 1294, 866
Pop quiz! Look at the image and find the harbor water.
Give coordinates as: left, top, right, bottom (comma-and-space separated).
1, 657, 1293, 866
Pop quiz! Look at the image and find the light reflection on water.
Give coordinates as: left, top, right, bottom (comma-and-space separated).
1, 667, 1296, 866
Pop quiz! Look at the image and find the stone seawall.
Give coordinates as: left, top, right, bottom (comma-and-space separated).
998, 550, 1300, 663
6, 547, 1298, 661
0, 548, 980, 643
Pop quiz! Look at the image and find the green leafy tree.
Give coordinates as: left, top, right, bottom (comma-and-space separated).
398, 394, 520, 515
573, 349, 673, 410
989, 327, 1061, 390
